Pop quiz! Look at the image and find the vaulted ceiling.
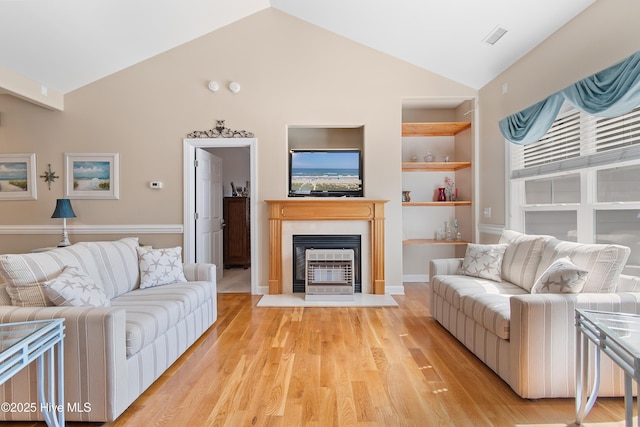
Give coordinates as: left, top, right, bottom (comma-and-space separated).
0, 0, 595, 95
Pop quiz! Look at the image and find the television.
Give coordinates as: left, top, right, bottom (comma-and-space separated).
288, 149, 363, 197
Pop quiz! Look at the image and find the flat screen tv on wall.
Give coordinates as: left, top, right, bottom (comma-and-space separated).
288, 149, 363, 197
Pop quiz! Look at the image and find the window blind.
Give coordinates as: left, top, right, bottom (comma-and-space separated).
511, 104, 640, 179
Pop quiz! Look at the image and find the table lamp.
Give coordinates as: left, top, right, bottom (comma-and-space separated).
51, 198, 76, 247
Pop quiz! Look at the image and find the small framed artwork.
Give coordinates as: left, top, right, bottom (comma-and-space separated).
64, 153, 119, 199
0, 153, 37, 200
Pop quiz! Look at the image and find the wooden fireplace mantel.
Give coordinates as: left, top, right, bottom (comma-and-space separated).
266, 199, 388, 295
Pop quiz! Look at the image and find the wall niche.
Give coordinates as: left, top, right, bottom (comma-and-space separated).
288, 126, 364, 151
287, 125, 365, 198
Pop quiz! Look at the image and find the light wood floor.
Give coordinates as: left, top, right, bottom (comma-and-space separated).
217, 267, 251, 293
8, 284, 630, 426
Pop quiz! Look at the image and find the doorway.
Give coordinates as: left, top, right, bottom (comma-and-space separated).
183, 138, 258, 294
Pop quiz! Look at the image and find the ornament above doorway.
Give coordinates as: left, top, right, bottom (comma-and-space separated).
187, 120, 254, 138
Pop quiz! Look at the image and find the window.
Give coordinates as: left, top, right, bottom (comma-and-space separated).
509, 104, 640, 275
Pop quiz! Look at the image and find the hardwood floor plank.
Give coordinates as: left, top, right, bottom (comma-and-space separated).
3, 284, 631, 427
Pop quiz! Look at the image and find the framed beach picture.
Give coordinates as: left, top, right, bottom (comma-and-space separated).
64, 153, 119, 199
0, 153, 37, 200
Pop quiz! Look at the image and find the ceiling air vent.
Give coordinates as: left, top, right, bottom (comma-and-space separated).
483, 26, 508, 45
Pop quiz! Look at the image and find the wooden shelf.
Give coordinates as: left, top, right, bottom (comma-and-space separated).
402, 122, 471, 137
403, 239, 469, 246
402, 161, 471, 172
403, 201, 471, 207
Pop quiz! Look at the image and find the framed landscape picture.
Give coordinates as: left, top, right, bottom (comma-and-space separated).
0, 153, 37, 200
65, 153, 119, 199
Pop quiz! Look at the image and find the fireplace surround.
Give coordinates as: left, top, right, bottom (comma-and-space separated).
266, 199, 387, 294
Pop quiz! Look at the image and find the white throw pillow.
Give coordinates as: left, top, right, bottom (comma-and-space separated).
44, 266, 110, 307
531, 257, 588, 294
458, 243, 508, 282
137, 246, 187, 289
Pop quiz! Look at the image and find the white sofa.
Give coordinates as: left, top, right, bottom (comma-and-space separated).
0, 237, 217, 422
429, 230, 640, 399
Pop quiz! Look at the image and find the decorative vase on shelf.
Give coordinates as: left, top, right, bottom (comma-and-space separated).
402, 191, 411, 202
437, 188, 446, 202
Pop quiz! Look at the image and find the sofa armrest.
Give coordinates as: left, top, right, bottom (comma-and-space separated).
183, 262, 217, 284
429, 258, 463, 278
508, 292, 640, 398
0, 305, 129, 422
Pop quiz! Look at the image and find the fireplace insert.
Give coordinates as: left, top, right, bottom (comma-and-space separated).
292, 234, 361, 293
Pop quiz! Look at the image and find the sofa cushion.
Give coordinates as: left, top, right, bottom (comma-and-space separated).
136, 246, 187, 289
83, 237, 140, 298
44, 266, 110, 307
0, 244, 104, 306
114, 297, 182, 357
499, 230, 552, 291
459, 243, 508, 282
460, 293, 512, 340
111, 281, 213, 356
431, 274, 527, 310
531, 257, 588, 294
431, 275, 528, 341
536, 239, 631, 293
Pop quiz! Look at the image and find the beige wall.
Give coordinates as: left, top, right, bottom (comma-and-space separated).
0, 9, 475, 289
477, 0, 640, 242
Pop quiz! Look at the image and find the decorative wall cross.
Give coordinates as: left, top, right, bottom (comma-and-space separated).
40, 164, 59, 190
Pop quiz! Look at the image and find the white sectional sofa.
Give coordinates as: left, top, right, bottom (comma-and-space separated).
429, 230, 640, 399
0, 237, 217, 422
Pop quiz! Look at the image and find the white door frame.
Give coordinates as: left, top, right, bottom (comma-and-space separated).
183, 137, 258, 294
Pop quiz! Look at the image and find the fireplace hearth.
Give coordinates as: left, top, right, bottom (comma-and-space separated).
293, 235, 361, 293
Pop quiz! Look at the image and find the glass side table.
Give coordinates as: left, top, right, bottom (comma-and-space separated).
575, 309, 640, 427
0, 319, 65, 427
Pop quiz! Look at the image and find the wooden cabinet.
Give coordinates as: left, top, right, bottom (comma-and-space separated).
223, 197, 250, 269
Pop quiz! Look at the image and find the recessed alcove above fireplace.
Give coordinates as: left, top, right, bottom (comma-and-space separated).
287, 125, 365, 198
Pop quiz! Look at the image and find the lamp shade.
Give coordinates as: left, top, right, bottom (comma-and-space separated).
51, 199, 76, 219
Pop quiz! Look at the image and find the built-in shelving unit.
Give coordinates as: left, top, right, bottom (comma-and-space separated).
402, 122, 471, 137
401, 121, 472, 229
402, 161, 471, 172
401, 107, 474, 274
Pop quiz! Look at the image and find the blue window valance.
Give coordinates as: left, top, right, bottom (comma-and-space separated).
499, 50, 640, 145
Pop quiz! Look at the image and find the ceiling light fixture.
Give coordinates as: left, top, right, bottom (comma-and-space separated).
229, 82, 241, 93
483, 26, 508, 45
208, 81, 219, 92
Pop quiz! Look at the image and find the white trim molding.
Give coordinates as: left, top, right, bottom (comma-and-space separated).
183, 137, 259, 295
385, 284, 406, 295
402, 275, 429, 284
477, 223, 505, 236
0, 224, 183, 235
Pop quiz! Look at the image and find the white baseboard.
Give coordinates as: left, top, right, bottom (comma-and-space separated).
384, 284, 405, 295
402, 274, 429, 283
